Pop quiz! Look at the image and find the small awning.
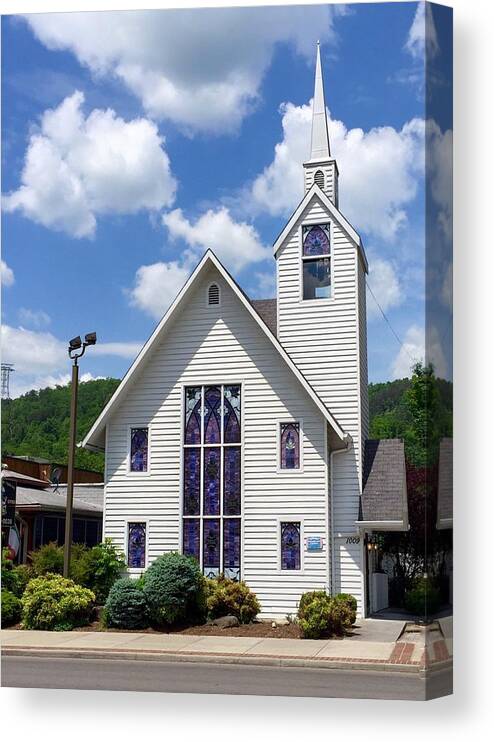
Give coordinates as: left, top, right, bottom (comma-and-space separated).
436, 438, 453, 530
357, 439, 409, 532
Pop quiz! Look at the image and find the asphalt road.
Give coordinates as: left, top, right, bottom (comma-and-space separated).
1, 655, 452, 700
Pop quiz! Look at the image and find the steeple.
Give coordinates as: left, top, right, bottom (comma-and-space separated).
303, 43, 339, 206
309, 41, 331, 161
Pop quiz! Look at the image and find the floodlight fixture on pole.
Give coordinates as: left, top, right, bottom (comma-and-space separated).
63, 331, 97, 578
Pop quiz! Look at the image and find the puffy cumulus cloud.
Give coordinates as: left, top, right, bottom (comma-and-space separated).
404, 2, 439, 61
366, 256, 403, 321
18, 308, 51, 328
23, 6, 343, 134
12, 371, 105, 399
427, 120, 452, 240
391, 324, 425, 379
129, 261, 191, 320
163, 207, 270, 273
248, 101, 424, 241
1, 260, 15, 287
3, 91, 176, 237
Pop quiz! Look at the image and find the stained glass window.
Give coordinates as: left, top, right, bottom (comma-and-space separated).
184, 448, 201, 515
183, 519, 200, 562
183, 385, 242, 577
281, 522, 301, 570
223, 519, 241, 581
128, 522, 146, 568
130, 428, 148, 472
204, 448, 220, 515
203, 519, 220, 578
302, 223, 331, 300
280, 422, 300, 470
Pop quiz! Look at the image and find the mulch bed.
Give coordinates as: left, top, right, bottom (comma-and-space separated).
73, 619, 304, 638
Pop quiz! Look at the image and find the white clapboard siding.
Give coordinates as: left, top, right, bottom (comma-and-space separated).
276, 193, 367, 612
104, 263, 330, 618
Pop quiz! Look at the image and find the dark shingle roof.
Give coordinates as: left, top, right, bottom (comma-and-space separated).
15, 484, 103, 515
437, 437, 453, 529
358, 439, 408, 527
251, 299, 277, 336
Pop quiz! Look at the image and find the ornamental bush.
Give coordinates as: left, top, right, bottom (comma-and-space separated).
104, 578, 149, 630
21, 574, 95, 631
207, 576, 260, 623
297, 591, 356, 639
74, 540, 126, 603
143, 552, 207, 627
333, 593, 358, 625
297, 590, 328, 620
1, 549, 32, 597
31, 543, 64, 576
404, 577, 441, 617
1, 589, 22, 627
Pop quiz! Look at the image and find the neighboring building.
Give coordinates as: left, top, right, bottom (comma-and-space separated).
82, 45, 407, 618
2, 454, 104, 484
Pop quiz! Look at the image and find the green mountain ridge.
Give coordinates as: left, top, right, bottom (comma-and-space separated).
1, 376, 453, 474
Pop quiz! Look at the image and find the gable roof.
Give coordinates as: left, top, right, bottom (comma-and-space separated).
272, 183, 368, 272
251, 299, 277, 335
82, 251, 349, 452
357, 439, 409, 531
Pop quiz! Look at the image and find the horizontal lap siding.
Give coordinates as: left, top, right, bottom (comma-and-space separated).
277, 196, 365, 613
105, 264, 329, 618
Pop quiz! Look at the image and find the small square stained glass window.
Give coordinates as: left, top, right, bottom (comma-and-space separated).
130, 427, 148, 472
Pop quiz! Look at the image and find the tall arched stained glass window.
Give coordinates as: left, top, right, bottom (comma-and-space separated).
182, 385, 241, 577
130, 428, 148, 472
127, 522, 146, 568
280, 422, 300, 469
281, 522, 301, 570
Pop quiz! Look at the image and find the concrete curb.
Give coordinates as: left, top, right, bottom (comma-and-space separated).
1, 645, 446, 675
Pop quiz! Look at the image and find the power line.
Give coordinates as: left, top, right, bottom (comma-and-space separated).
365, 280, 414, 363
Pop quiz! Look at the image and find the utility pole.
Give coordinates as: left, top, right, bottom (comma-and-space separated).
63, 333, 97, 578
1, 364, 14, 400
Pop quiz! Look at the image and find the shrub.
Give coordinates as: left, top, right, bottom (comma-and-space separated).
143, 552, 206, 627
333, 593, 358, 625
207, 576, 260, 623
31, 543, 64, 576
1, 550, 32, 597
404, 578, 441, 617
73, 540, 126, 603
1, 589, 22, 627
21, 574, 95, 631
329, 600, 355, 635
104, 578, 149, 630
298, 590, 328, 620
298, 593, 333, 639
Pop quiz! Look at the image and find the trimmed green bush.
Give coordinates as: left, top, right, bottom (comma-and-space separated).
21, 574, 95, 631
333, 593, 358, 625
207, 576, 260, 623
104, 578, 149, 629
298, 593, 333, 639
404, 578, 441, 617
31, 543, 64, 576
297, 590, 328, 620
143, 552, 206, 627
1, 589, 22, 627
1, 550, 32, 597
328, 600, 354, 634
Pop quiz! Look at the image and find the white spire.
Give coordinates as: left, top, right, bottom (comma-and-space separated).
309, 41, 331, 161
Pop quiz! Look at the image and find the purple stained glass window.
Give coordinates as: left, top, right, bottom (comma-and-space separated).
223, 519, 240, 581
280, 422, 300, 469
224, 385, 241, 443
281, 522, 301, 570
184, 448, 201, 515
302, 224, 330, 256
203, 519, 220, 577
204, 387, 221, 444
185, 387, 202, 444
183, 519, 200, 562
203, 448, 220, 515
223, 447, 241, 515
128, 522, 146, 568
130, 428, 148, 472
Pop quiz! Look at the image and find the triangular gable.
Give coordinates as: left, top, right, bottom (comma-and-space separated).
273, 183, 368, 273
82, 250, 349, 452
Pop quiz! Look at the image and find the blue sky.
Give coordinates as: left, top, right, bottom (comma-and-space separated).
1, 2, 452, 396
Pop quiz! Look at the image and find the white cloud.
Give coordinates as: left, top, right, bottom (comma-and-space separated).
427, 119, 452, 239
248, 101, 424, 241
1, 260, 14, 287
129, 261, 191, 320
18, 308, 51, 328
3, 91, 176, 237
366, 256, 403, 321
11, 371, 105, 399
163, 207, 270, 273
92, 342, 142, 359
405, 2, 440, 61
441, 262, 453, 311
251, 269, 276, 299
391, 324, 424, 379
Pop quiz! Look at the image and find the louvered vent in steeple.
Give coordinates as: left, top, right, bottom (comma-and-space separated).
208, 283, 220, 306
314, 170, 324, 189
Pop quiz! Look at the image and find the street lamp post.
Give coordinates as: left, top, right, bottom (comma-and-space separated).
63, 332, 97, 578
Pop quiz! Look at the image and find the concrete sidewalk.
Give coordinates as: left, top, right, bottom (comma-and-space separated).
1, 626, 451, 674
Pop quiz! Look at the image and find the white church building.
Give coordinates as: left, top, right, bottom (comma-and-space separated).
83, 45, 408, 619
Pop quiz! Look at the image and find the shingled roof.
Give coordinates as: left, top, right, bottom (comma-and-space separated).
437, 437, 453, 529
357, 439, 409, 530
251, 299, 277, 336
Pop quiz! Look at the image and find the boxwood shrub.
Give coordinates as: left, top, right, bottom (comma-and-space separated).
297, 590, 356, 639
207, 576, 260, 623
1, 589, 22, 627
333, 593, 358, 625
104, 578, 149, 630
21, 574, 95, 631
142, 552, 206, 627
404, 578, 441, 617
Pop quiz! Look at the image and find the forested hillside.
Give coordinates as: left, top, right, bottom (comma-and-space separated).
2, 375, 453, 474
